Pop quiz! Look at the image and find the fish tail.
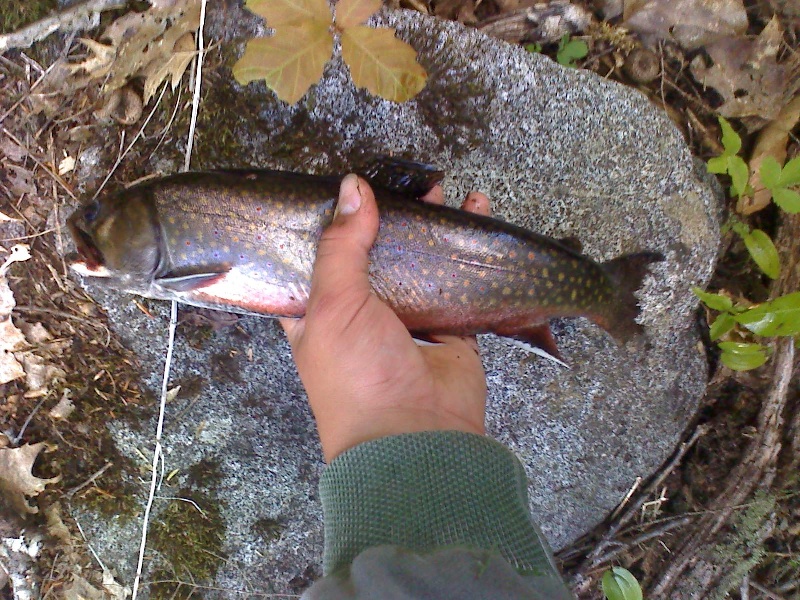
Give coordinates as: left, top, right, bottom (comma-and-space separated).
597, 252, 663, 343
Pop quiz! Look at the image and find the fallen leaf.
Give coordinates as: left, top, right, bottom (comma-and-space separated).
0, 443, 61, 515
58, 155, 76, 176
6, 164, 37, 196
623, 0, 747, 50
51, 0, 201, 106
141, 31, 196, 103
341, 26, 427, 102
740, 94, 800, 214
246, 0, 331, 27
335, 0, 381, 29
234, 23, 334, 104
0, 245, 30, 385
690, 17, 787, 124
49, 391, 75, 420
0, 138, 27, 162
0, 211, 21, 222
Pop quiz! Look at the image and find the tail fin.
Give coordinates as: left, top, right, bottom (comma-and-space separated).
599, 252, 663, 343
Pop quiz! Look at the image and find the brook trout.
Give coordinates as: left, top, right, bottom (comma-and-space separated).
67, 168, 661, 359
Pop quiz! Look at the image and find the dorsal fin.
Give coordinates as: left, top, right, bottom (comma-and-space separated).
356, 157, 444, 197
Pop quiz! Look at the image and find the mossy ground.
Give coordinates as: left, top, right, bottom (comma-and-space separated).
149, 489, 226, 599
0, 0, 57, 34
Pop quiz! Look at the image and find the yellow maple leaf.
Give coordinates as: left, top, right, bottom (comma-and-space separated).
233, 21, 334, 104
246, 0, 331, 27
341, 26, 427, 103
335, 0, 382, 29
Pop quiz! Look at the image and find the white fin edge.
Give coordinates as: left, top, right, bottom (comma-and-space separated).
506, 338, 570, 369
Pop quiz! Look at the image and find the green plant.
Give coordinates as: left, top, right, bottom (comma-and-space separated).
696, 118, 800, 370
758, 155, 800, 212
233, 0, 427, 104
524, 36, 587, 68
556, 34, 588, 67
602, 566, 643, 600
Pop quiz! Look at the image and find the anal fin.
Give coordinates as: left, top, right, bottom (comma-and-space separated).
497, 324, 569, 368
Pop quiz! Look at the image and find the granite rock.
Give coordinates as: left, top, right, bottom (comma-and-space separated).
68, 5, 719, 596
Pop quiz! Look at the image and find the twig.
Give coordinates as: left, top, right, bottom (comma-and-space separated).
1, 127, 77, 200
575, 424, 707, 575
750, 580, 789, 600
91, 84, 168, 201
0, 0, 126, 54
650, 337, 795, 596
66, 461, 112, 498
10, 396, 49, 446
589, 516, 691, 566
72, 512, 109, 573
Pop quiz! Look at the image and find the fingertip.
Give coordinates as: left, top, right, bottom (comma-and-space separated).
421, 185, 445, 205
462, 192, 491, 216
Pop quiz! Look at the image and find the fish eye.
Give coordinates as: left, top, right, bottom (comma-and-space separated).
83, 200, 100, 223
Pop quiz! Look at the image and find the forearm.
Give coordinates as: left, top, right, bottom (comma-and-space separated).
318, 430, 569, 588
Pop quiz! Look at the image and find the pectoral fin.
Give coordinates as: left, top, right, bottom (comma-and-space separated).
155, 268, 229, 292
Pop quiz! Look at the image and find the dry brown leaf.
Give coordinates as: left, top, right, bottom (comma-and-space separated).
0, 138, 27, 162
739, 94, 800, 214
140, 31, 196, 103
623, 0, 747, 50
690, 17, 787, 125
6, 165, 37, 196
341, 26, 427, 102
0, 245, 30, 385
0, 443, 61, 515
55, 0, 200, 106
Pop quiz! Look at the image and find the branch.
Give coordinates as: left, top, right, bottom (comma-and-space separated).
0, 0, 126, 54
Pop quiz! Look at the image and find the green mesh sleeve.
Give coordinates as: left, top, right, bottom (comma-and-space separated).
319, 431, 564, 583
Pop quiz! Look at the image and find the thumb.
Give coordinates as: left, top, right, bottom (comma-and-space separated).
303, 174, 379, 330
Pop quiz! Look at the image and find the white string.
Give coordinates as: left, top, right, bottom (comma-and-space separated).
131, 1, 207, 596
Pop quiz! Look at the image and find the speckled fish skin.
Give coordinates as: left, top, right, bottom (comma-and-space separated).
67, 170, 659, 346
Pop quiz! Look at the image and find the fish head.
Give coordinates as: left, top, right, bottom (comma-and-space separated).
67, 188, 160, 289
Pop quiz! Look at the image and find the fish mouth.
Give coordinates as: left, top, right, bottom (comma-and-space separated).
67, 219, 104, 272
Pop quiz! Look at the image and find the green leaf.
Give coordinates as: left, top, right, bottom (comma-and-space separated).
602, 567, 643, 600
707, 155, 728, 174
742, 229, 780, 279
728, 155, 750, 198
341, 26, 427, 103
693, 287, 734, 312
736, 292, 800, 337
773, 188, 800, 213
759, 156, 782, 190
525, 42, 542, 53
719, 342, 768, 370
718, 117, 741, 156
710, 313, 736, 340
556, 36, 588, 67
779, 155, 800, 187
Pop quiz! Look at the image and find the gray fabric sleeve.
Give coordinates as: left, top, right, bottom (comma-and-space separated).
315, 430, 571, 598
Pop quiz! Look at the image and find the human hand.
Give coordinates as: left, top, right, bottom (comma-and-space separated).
280, 175, 489, 462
